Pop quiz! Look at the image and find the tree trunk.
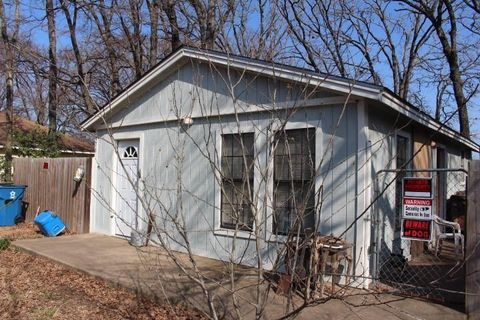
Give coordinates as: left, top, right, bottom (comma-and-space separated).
205, 0, 216, 49
88, 0, 122, 97
118, 0, 144, 80
60, 0, 95, 114
435, 0, 470, 138
0, 0, 19, 182
162, 0, 181, 50
147, 0, 159, 67
46, 0, 57, 132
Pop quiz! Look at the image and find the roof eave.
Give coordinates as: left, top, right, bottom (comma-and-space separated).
81, 47, 479, 152
81, 47, 382, 131
379, 91, 479, 152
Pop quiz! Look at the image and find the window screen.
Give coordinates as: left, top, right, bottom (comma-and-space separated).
396, 135, 409, 170
221, 133, 254, 230
273, 128, 315, 235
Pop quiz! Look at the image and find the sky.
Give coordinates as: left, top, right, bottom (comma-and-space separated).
8, 0, 480, 147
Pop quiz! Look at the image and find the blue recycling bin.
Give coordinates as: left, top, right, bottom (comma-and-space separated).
34, 210, 65, 237
0, 184, 27, 226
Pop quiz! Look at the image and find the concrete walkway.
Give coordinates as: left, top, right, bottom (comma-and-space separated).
13, 234, 466, 320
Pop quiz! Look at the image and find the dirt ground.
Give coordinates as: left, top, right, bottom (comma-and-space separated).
0, 223, 204, 320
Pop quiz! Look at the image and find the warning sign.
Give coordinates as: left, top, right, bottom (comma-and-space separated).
401, 219, 432, 241
403, 178, 432, 198
401, 177, 434, 241
403, 198, 432, 220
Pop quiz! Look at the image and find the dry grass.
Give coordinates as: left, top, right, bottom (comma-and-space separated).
0, 223, 204, 320
0, 222, 44, 240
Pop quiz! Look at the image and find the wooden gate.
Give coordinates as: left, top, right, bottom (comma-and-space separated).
12, 157, 91, 233
467, 160, 480, 319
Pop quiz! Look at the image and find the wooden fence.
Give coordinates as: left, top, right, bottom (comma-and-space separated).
467, 160, 480, 319
12, 157, 91, 234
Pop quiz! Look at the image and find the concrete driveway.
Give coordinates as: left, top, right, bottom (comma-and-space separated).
13, 234, 466, 320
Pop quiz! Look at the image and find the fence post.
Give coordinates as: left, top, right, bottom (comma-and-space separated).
371, 173, 381, 284
467, 160, 480, 319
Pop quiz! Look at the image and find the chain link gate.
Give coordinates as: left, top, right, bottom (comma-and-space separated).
371, 168, 467, 305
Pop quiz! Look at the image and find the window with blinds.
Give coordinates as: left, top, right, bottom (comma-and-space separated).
273, 128, 315, 235
220, 133, 255, 230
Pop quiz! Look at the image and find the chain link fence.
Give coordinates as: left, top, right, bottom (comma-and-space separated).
371, 169, 467, 306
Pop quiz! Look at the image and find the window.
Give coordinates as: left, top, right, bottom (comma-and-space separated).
396, 135, 409, 170
123, 146, 138, 158
221, 133, 254, 230
273, 128, 316, 235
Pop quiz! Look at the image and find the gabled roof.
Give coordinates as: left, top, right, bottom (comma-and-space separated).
81, 46, 479, 152
0, 112, 94, 154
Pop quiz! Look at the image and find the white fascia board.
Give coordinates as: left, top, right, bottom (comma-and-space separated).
380, 91, 479, 151
182, 48, 382, 100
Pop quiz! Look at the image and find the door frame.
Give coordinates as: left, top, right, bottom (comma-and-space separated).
433, 143, 447, 219
395, 130, 412, 258
110, 132, 145, 236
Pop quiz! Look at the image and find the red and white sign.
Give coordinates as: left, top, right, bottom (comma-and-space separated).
403, 198, 433, 220
403, 178, 432, 198
401, 219, 432, 241
401, 177, 434, 241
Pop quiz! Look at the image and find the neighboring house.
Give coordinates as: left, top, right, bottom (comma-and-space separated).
0, 112, 94, 156
81, 47, 478, 284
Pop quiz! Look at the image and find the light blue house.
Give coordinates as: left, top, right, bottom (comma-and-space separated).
82, 47, 477, 286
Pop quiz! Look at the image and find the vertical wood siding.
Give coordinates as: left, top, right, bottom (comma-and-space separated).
90, 61, 361, 270
12, 157, 91, 233
412, 129, 432, 176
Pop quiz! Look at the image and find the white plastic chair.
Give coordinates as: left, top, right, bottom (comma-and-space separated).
432, 215, 464, 258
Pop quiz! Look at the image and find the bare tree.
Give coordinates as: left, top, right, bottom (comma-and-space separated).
0, 0, 474, 140
117, 0, 145, 80
181, 0, 235, 49
397, 0, 472, 138
0, 0, 20, 182
146, 0, 159, 66
46, 0, 58, 132
281, 0, 434, 100
217, 0, 286, 61
160, 0, 181, 51
60, 0, 95, 114
85, 0, 122, 97
281, 0, 350, 75
5, 37, 48, 124
350, 0, 433, 99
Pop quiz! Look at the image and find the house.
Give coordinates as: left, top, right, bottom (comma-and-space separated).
0, 112, 94, 156
81, 46, 478, 286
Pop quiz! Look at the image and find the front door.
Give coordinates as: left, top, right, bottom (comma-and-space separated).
114, 140, 139, 237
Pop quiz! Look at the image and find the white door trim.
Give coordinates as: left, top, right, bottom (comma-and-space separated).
114, 139, 140, 237
110, 132, 145, 236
